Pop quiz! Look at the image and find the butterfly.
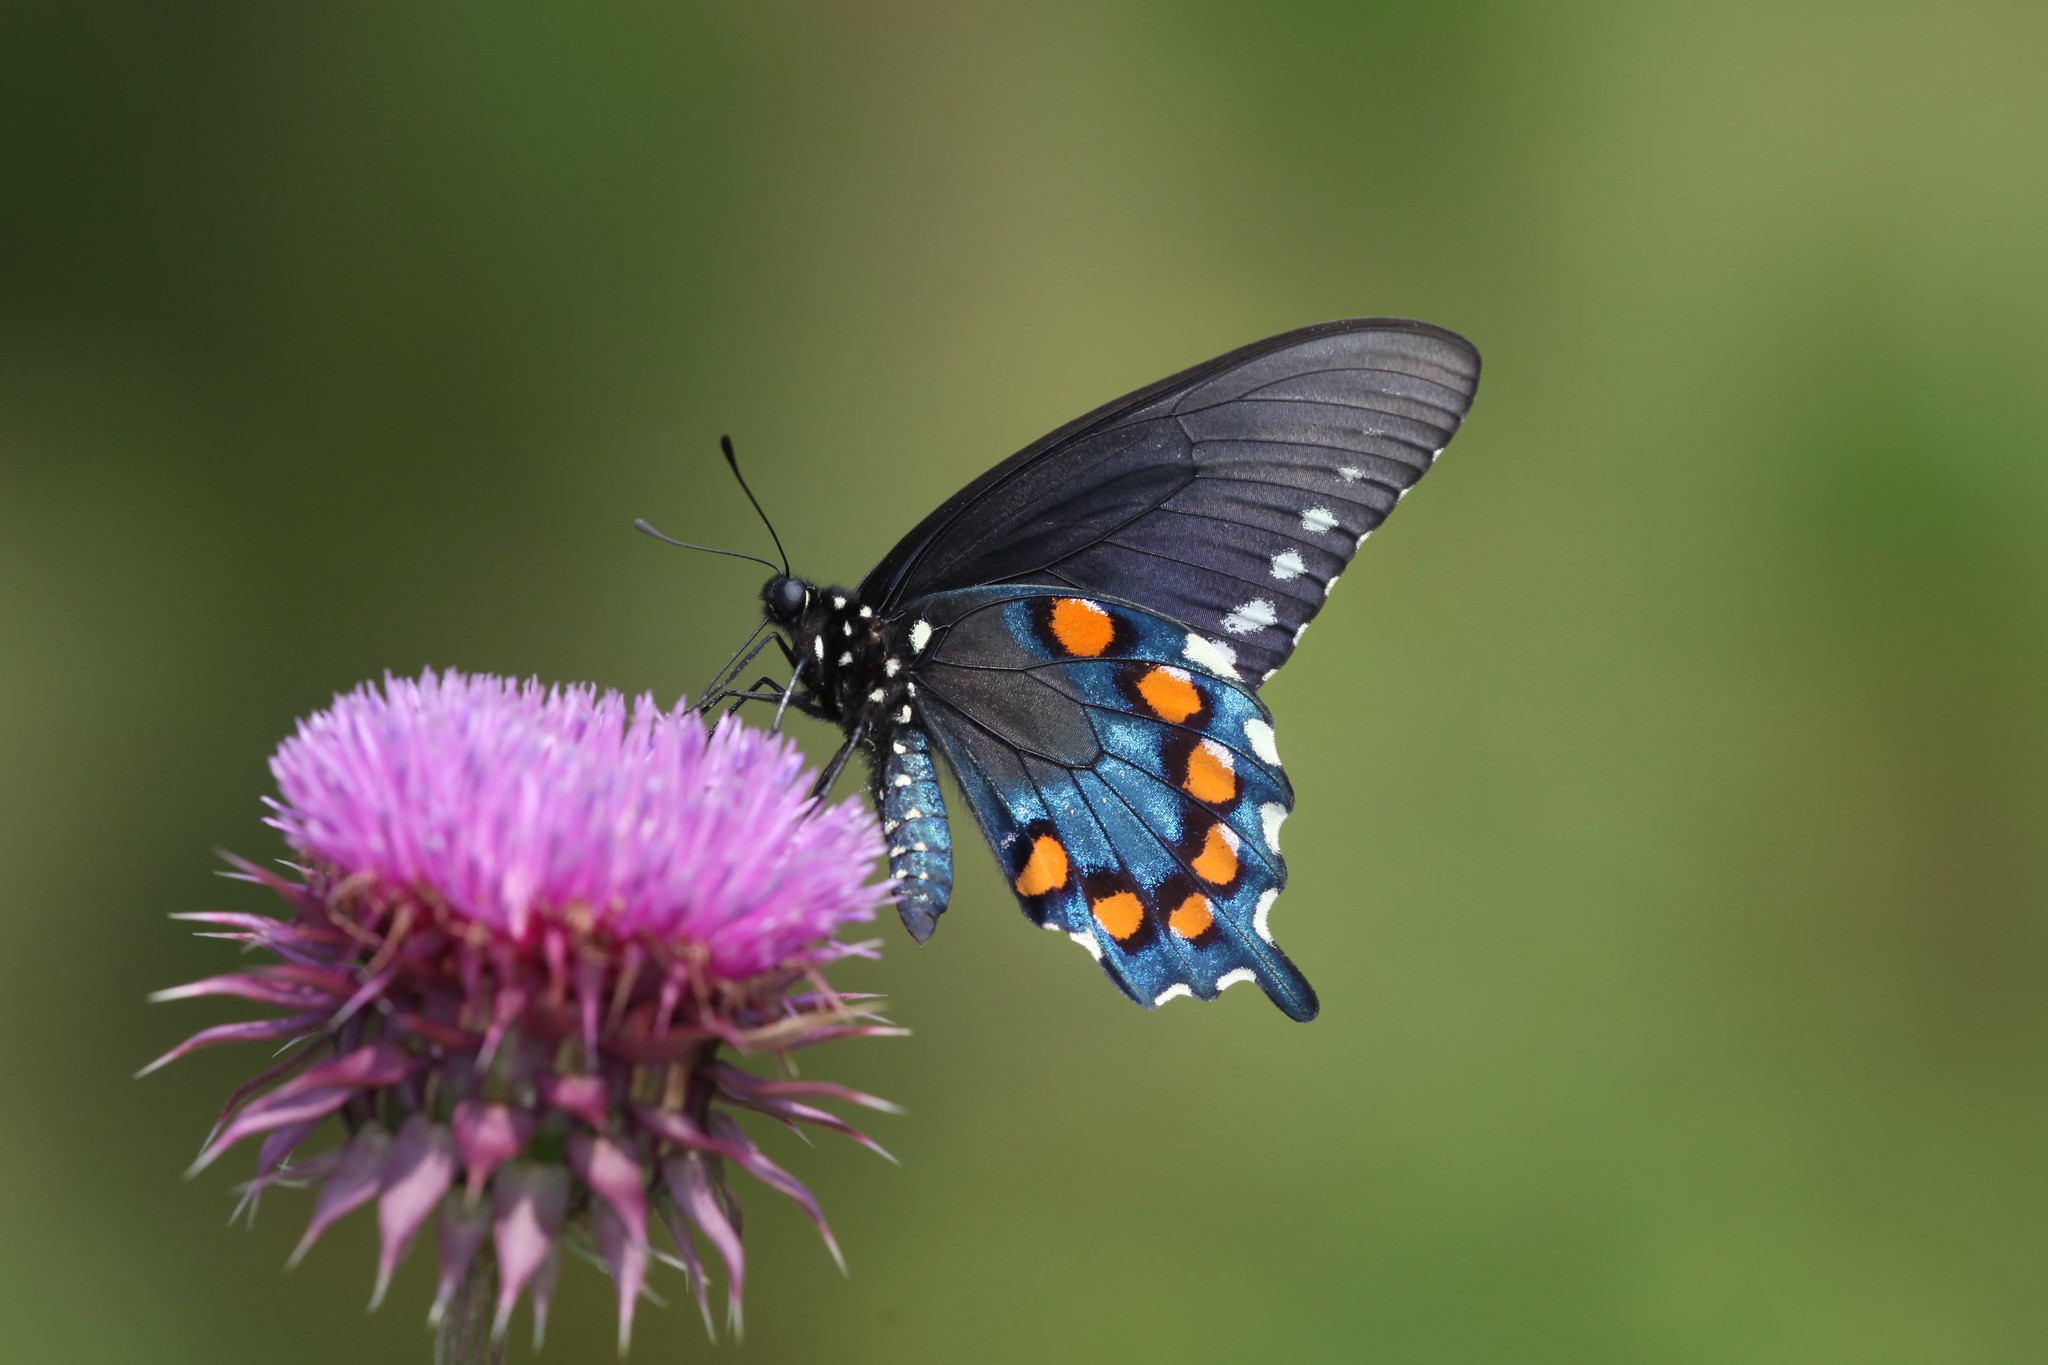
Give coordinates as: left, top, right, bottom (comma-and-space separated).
697, 319, 1480, 1020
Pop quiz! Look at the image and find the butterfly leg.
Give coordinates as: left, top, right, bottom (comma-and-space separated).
717, 677, 788, 718
810, 720, 866, 800
691, 623, 777, 712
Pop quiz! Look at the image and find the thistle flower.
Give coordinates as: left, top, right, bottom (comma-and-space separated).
147, 670, 899, 1355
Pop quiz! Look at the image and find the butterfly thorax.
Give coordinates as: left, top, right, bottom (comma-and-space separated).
768, 579, 918, 736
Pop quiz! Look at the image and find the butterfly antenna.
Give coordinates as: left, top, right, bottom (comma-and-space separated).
721, 434, 791, 575
631, 519, 782, 573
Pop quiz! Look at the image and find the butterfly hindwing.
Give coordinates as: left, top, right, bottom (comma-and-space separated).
903, 587, 1316, 1019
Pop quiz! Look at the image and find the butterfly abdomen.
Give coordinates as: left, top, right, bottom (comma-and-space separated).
876, 725, 952, 942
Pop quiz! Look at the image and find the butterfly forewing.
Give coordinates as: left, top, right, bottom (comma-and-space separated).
862, 320, 1479, 686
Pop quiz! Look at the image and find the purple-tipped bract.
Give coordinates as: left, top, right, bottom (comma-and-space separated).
150, 670, 901, 1351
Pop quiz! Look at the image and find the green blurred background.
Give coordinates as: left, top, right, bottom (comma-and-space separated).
5, 2, 2045, 1361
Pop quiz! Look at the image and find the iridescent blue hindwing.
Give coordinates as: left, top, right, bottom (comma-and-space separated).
904, 586, 1315, 1020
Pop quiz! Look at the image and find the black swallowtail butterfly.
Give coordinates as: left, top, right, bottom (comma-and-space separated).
684, 320, 1479, 1020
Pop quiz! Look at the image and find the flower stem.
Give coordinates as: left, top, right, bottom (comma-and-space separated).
435, 1253, 504, 1365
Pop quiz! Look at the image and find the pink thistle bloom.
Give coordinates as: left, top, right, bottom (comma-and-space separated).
148, 670, 900, 1353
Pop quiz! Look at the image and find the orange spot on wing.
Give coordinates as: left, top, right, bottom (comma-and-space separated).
1168, 893, 1214, 938
1050, 598, 1116, 656
1183, 739, 1237, 804
1191, 823, 1240, 885
1013, 835, 1069, 897
1091, 890, 1145, 941
1137, 666, 1202, 723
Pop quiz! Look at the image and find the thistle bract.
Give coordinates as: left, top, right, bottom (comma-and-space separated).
149, 671, 899, 1350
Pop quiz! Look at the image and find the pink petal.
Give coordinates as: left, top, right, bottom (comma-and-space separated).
290, 1126, 391, 1265
707, 1112, 844, 1272
569, 1133, 650, 1342
372, 1117, 456, 1309
136, 1013, 322, 1078
539, 1073, 610, 1129
491, 1164, 569, 1341
664, 1152, 745, 1338
715, 1066, 905, 1114
590, 1200, 649, 1352
193, 1085, 353, 1174
451, 1101, 531, 1201
568, 1134, 648, 1246
652, 1187, 715, 1338
430, 1198, 491, 1326
149, 968, 344, 1010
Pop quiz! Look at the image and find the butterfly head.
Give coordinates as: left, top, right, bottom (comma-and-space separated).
760, 574, 811, 625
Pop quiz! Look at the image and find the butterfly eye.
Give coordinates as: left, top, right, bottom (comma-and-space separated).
764, 576, 809, 622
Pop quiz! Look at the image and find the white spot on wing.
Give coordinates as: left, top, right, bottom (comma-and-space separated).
1069, 929, 1104, 961
1182, 633, 1241, 680
1153, 983, 1194, 1006
1323, 574, 1341, 599
1216, 967, 1257, 993
1244, 718, 1282, 767
909, 619, 933, 653
1260, 802, 1288, 854
1301, 506, 1339, 535
1292, 622, 1310, 646
1252, 889, 1279, 943
1269, 550, 1306, 582
1222, 598, 1279, 636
